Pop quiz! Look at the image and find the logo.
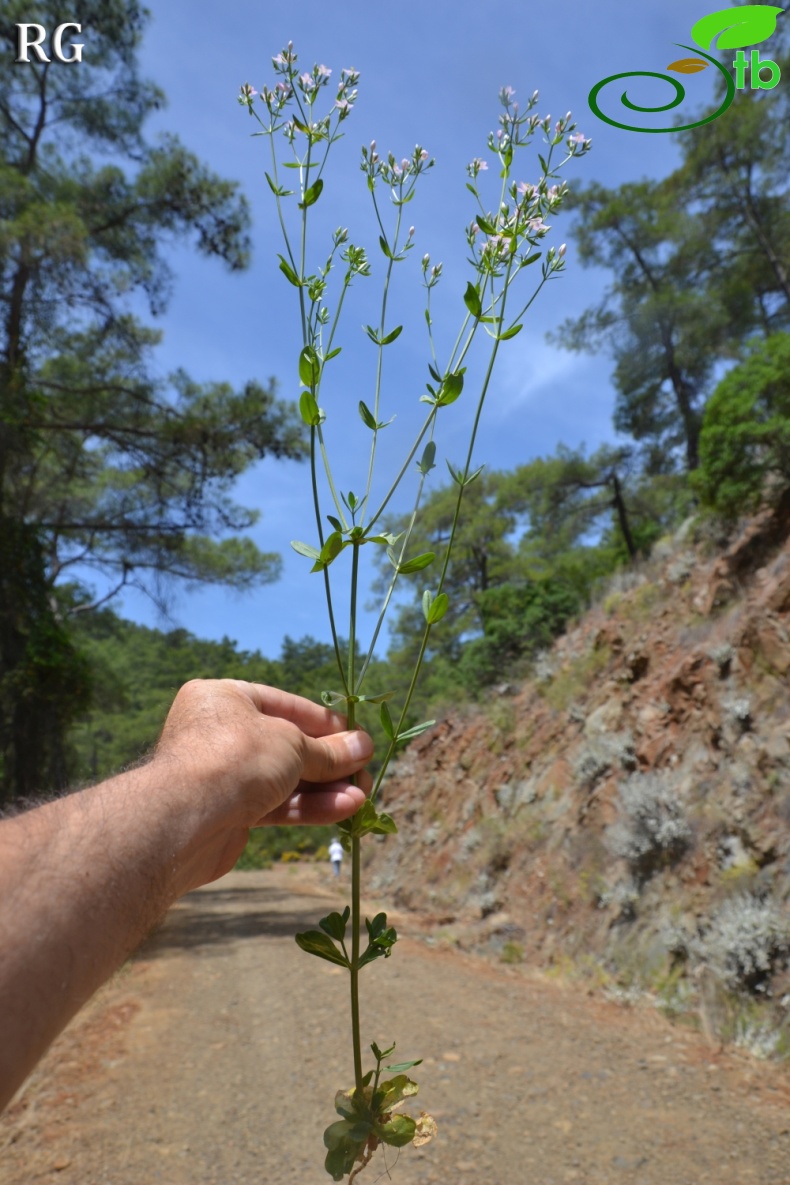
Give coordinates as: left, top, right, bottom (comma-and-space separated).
14, 23, 83, 64
588, 4, 783, 133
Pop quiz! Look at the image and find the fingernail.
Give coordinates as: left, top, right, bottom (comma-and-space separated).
345, 730, 374, 762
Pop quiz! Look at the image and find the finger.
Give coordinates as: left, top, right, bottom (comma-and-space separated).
231, 681, 350, 738
256, 783, 367, 826
300, 729, 374, 784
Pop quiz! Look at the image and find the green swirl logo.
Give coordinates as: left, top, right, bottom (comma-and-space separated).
588, 4, 783, 133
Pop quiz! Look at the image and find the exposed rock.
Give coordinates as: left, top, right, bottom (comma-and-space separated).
369, 507, 790, 1051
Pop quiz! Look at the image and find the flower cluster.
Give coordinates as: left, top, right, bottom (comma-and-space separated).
361, 141, 434, 193
461, 89, 587, 280
239, 44, 360, 137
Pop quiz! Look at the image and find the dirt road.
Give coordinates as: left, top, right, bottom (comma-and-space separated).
3, 868, 790, 1185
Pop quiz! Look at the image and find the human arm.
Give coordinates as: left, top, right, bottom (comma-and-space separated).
0, 679, 373, 1112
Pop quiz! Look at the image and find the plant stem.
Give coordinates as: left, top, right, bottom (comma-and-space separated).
310, 428, 347, 690
347, 541, 364, 1094
350, 833, 363, 1093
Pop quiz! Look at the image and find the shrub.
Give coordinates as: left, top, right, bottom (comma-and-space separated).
691, 893, 790, 994
458, 578, 580, 688
606, 770, 692, 881
500, 941, 525, 964
694, 333, 790, 520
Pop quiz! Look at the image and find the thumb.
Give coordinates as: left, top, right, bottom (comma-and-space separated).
301, 728, 374, 784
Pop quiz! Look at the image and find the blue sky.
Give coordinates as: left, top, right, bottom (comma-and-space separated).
108, 0, 727, 658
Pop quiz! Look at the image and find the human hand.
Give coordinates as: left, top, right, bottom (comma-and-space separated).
153, 680, 373, 890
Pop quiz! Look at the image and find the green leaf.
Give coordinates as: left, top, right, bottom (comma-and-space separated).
298, 178, 324, 209
380, 702, 395, 740
327, 515, 343, 533
346, 799, 397, 841
375, 1075, 419, 1111
498, 323, 523, 341
438, 370, 464, 406
380, 324, 403, 345
692, 5, 783, 49
417, 441, 436, 475
359, 915, 398, 967
325, 347, 342, 361
428, 363, 442, 383
386, 1059, 423, 1072
359, 400, 377, 430
379, 234, 393, 259
294, 930, 349, 967
475, 213, 496, 235
290, 539, 321, 560
323, 1119, 352, 1151
366, 912, 389, 939
278, 254, 301, 287
357, 690, 395, 704
397, 719, 436, 742
446, 460, 464, 485
463, 281, 482, 318
299, 345, 321, 387
365, 325, 381, 344
351, 799, 379, 832
299, 390, 321, 426
264, 171, 293, 197
319, 531, 344, 565
371, 811, 397, 835
319, 907, 350, 941
398, 551, 436, 575
321, 689, 348, 707
379, 1115, 417, 1147
371, 1041, 397, 1062
324, 1143, 355, 1183
426, 593, 449, 624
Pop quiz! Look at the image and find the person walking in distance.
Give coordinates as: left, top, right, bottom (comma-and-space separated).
328, 836, 344, 877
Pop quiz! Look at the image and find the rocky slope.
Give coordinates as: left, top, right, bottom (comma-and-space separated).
366, 508, 790, 1057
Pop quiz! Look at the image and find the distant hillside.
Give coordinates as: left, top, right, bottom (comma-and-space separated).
366, 506, 790, 1059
